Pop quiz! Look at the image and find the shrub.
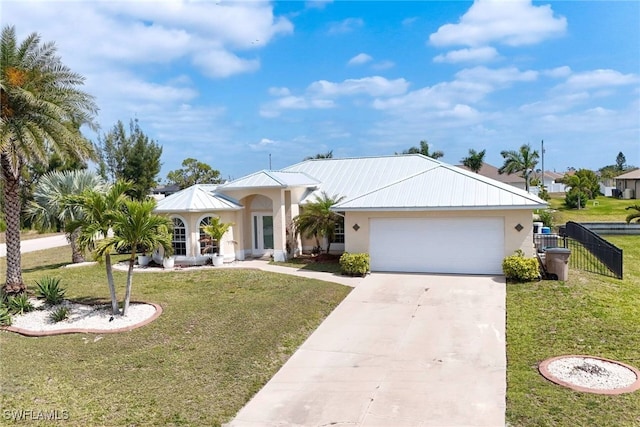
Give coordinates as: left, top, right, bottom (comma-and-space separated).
49, 306, 70, 323
536, 210, 554, 228
538, 187, 550, 201
35, 277, 66, 305
8, 293, 34, 315
502, 250, 540, 282
0, 305, 11, 326
565, 188, 588, 209
339, 253, 370, 276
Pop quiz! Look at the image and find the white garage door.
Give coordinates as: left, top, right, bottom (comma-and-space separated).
369, 217, 505, 274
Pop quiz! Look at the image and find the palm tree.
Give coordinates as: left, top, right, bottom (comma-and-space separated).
625, 205, 640, 223
26, 170, 105, 263
564, 174, 594, 210
1, 26, 97, 293
293, 192, 345, 254
97, 199, 172, 315
461, 149, 486, 173
66, 180, 132, 315
399, 140, 444, 159
202, 217, 233, 257
304, 150, 333, 160
498, 144, 539, 192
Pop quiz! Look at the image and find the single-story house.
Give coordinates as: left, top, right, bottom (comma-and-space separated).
615, 168, 639, 199
457, 163, 527, 190
155, 155, 547, 275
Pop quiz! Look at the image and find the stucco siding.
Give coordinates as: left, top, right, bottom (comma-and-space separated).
344, 209, 535, 259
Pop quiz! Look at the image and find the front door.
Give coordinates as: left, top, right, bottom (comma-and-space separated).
252, 214, 274, 256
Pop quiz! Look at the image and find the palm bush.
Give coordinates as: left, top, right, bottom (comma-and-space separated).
49, 306, 70, 323
35, 277, 66, 305
8, 293, 34, 315
293, 192, 345, 254
625, 205, 640, 223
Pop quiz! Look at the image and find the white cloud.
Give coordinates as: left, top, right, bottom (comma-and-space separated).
269, 87, 291, 97
433, 46, 499, 64
308, 76, 409, 97
402, 17, 418, 26
429, 0, 566, 47
519, 92, 590, 114
192, 49, 260, 78
372, 60, 395, 70
562, 69, 639, 90
328, 18, 364, 35
543, 66, 572, 78
455, 66, 538, 86
306, 0, 334, 10
348, 53, 373, 66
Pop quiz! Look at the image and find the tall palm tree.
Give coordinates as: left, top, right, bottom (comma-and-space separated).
1, 26, 97, 293
97, 199, 172, 315
293, 192, 345, 254
461, 149, 486, 173
498, 144, 539, 192
66, 180, 132, 315
625, 205, 640, 223
26, 170, 105, 263
399, 140, 444, 159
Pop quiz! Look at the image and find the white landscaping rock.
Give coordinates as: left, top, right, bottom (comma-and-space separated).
546, 357, 638, 390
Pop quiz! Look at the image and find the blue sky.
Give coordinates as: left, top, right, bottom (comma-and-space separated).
4, 0, 639, 181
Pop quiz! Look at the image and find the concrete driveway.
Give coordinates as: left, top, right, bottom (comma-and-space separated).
0, 234, 68, 257
228, 273, 506, 427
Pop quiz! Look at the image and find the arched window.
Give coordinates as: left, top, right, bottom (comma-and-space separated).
199, 216, 218, 255
172, 217, 187, 256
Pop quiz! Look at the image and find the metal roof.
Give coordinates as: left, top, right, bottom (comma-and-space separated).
222, 170, 320, 189
333, 163, 547, 211
154, 185, 243, 213
284, 155, 441, 203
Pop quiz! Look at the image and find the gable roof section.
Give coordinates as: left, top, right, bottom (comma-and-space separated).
222, 170, 320, 189
615, 168, 640, 180
284, 155, 441, 202
333, 163, 547, 211
155, 185, 242, 213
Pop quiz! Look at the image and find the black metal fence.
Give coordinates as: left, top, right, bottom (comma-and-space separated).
562, 221, 623, 279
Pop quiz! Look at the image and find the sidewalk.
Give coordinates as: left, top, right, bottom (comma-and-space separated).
0, 235, 68, 257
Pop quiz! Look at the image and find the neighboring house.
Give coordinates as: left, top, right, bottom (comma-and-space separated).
540, 171, 566, 193
457, 163, 527, 190
615, 168, 640, 199
150, 184, 181, 200
155, 155, 547, 275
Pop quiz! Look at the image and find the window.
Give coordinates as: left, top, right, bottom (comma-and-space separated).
172, 217, 187, 256
199, 216, 218, 254
331, 215, 345, 244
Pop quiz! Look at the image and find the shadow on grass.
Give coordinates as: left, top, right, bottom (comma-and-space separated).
22, 263, 68, 274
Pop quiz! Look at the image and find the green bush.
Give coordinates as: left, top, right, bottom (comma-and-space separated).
339, 253, 370, 276
502, 250, 540, 282
49, 306, 70, 323
35, 277, 66, 305
8, 293, 34, 315
565, 188, 588, 209
536, 209, 554, 228
538, 187, 550, 201
0, 304, 12, 326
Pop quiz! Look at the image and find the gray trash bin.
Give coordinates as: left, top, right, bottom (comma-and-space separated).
545, 248, 571, 281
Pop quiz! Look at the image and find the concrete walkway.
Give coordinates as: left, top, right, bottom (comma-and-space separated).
228, 273, 506, 427
0, 234, 68, 257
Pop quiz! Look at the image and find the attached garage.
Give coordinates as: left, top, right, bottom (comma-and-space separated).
369, 217, 505, 275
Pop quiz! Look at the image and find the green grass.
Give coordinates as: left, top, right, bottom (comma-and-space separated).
270, 256, 342, 274
547, 194, 633, 224
506, 235, 640, 427
0, 248, 351, 426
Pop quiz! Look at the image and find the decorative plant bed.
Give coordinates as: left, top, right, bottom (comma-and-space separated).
539, 355, 640, 394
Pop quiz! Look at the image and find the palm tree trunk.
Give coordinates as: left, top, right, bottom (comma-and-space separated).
104, 252, 119, 315
1, 155, 25, 294
123, 256, 135, 316
69, 228, 85, 263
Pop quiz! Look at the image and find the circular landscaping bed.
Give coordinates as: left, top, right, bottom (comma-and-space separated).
539, 355, 640, 394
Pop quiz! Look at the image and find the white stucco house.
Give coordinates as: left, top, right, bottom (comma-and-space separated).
155, 155, 547, 275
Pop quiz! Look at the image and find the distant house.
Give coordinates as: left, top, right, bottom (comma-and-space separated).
615, 169, 640, 199
155, 155, 547, 275
457, 163, 527, 190
150, 184, 181, 200
540, 171, 566, 193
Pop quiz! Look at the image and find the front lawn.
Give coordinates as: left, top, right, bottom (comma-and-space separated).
270, 254, 342, 274
507, 235, 640, 426
0, 248, 351, 426
547, 194, 633, 224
